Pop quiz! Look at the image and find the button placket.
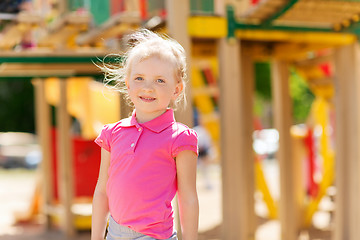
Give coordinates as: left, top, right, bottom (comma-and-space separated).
130, 125, 143, 151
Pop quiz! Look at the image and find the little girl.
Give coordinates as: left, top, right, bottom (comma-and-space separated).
91, 29, 199, 240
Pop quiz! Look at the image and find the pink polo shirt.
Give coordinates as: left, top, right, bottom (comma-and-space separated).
95, 109, 198, 239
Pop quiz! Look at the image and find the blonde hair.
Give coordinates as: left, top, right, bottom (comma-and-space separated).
101, 29, 187, 110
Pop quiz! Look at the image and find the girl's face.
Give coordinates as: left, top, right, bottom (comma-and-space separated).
126, 56, 183, 123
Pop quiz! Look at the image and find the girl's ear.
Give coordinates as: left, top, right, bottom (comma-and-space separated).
125, 78, 130, 89
173, 82, 183, 99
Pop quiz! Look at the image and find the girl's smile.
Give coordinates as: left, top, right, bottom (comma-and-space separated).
139, 96, 156, 102
126, 56, 183, 123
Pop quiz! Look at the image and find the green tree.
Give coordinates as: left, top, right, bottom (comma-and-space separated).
289, 67, 314, 123
254, 62, 314, 125
0, 79, 35, 132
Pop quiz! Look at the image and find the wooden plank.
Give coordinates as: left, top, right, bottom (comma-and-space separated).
0, 69, 75, 77
218, 38, 255, 240
57, 79, 75, 236
0, 50, 110, 58
0, 63, 100, 75
33, 78, 53, 228
1, 63, 99, 71
333, 43, 360, 240
235, 30, 356, 45
271, 60, 297, 240
167, 0, 193, 127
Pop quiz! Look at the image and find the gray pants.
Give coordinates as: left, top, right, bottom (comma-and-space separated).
106, 216, 177, 240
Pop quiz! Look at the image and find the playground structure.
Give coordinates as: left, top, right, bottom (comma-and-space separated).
2, 0, 360, 240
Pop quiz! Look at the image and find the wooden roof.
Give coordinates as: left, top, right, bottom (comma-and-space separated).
238, 0, 360, 32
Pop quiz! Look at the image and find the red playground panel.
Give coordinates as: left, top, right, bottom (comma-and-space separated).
51, 128, 101, 199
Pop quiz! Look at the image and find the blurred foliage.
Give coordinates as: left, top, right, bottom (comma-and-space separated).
255, 62, 272, 101
0, 79, 35, 133
289, 67, 315, 124
254, 62, 314, 125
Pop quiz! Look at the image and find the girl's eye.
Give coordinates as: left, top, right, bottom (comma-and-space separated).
135, 76, 143, 81
156, 79, 165, 83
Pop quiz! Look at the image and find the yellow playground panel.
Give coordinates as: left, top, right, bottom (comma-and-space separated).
44, 77, 120, 139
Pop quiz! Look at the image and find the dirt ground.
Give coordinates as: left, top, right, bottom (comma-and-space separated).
0, 162, 333, 240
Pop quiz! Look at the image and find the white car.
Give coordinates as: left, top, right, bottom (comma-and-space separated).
0, 132, 41, 169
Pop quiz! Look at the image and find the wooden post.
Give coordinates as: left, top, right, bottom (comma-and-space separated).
347, 43, 360, 240
33, 78, 53, 228
271, 60, 297, 240
291, 127, 306, 229
218, 38, 255, 240
120, 93, 132, 119
58, 0, 68, 15
57, 79, 75, 236
166, 0, 193, 127
166, 1, 192, 238
333, 43, 360, 240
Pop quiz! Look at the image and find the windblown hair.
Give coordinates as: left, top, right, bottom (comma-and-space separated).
100, 29, 188, 110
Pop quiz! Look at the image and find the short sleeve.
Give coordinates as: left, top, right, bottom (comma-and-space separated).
172, 128, 198, 158
94, 124, 112, 152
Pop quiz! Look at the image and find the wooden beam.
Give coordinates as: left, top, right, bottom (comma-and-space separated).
38, 12, 91, 49
271, 60, 298, 240
76, 12, 140, 45
0, 23, 32, 50
293, 54, 333, 67
167, 0, 193, 127
0, 50, 110, 58
33, 78, 53, 229
57, 79, 75, 236
273, 43, 334, 61
0, 69, 75, 78
333, 43, 360, 240
235, 30, 356, 45
0, 63, 100, 75
38, 25, 83, 49
16, 12, 43, 24
218, 38, 255, 240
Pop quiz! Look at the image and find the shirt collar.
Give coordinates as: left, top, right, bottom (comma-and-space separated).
119, 109, 175, 133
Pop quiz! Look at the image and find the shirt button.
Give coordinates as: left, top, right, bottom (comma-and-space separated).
138, 127, 142, 132
131, 143, 135, 147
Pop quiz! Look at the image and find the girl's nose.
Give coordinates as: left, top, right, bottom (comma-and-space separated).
142, 81, 154, 92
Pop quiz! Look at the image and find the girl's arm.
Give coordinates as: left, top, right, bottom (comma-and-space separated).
91, 148, 111, 240
176, 150, 199, 240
